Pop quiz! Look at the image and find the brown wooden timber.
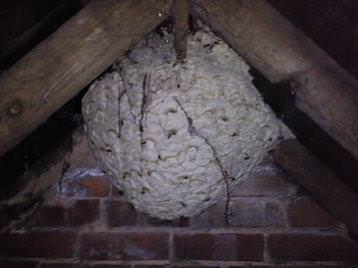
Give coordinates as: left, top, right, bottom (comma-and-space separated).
274, 139, 358, 239
174, 0, 189, 61
0, 0, 172, 158
193, 0, 358, 161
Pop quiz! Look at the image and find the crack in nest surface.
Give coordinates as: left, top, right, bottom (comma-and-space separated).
173, 96, 232, 224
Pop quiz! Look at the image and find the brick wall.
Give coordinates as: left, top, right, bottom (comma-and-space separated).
0, 132, 357, 268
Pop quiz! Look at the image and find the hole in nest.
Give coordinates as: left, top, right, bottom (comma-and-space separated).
167, 129, 177, 139
243, 153, 250, 160
104, 146, 112, 153
221, 116, 229, 122
115, 189, 124, 196
166, 108, 177, 114
141, 187, 149, 194
122, 171, 130, 179
231, 132, 238, 137
180, 202, 187, 207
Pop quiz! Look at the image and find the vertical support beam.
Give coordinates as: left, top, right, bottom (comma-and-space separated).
175, 0, 189, 62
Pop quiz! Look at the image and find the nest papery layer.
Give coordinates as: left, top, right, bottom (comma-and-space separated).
82, 28, 281, 219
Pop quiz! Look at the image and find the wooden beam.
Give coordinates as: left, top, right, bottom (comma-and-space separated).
0, 136, 71, 231
0, 138, 70, 207
0, 0, 172, 158
174, 0, 189, 62
193, 0, 358, 161
274, 139, 358, 239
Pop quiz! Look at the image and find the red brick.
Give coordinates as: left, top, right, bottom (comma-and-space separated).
230, 199, 265, 227
134, 266, 169, 268
91, 265, 131, 268
69, 199, 99, 226
41, 264, 88, 268
189, 201, 227, 228
171, 266, 220, 268
230, 199, 284, 227
268, 233, 358, 261
41, 264, 130, 268
79, 176, 111, 197
141, 214, 189, 227
67, 128, 98, 169
107, 200, 138, 227
287, 198, 338, 228
107, 200, 189, 227
265, 202, 286, 227
0, 231, 77, 258
228, 266, 345, 268
0, 260, 38, 268
174, 233, 263, 261
80, 232, 169, 260
28, 205, 67, 227
190, 198, 284, 228
231, 168, 297, 197
59, 175, 111, 198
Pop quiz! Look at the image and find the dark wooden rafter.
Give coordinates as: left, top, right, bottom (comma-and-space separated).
0, 0, 173, 158
274, 139, 358, 239
193, 0, 358, 161
174, 0, 189, 62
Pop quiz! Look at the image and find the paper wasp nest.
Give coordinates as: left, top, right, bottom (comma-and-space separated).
82, 28, 281, 219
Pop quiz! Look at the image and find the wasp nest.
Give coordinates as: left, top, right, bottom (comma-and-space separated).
82, 28, 281, 219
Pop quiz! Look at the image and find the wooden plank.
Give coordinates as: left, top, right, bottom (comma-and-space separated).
0, 0, 172, 157
0, 125, 81, 231
274, 139, 358, 239
193, 0, 358, 161
174, 0, 189, 62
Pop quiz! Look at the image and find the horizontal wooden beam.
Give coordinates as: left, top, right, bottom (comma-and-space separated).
274, 139, 358, 239
193, 0, 358, 161
0, 0, 172, 157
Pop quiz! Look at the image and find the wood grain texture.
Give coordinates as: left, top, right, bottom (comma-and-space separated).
274, 139, 358, 239
193, 0, 358, 161
174, 0, 189, 61
0, 0, 172, 157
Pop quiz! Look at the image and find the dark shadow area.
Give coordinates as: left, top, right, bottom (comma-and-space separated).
270, 0, 358, 81
251, 68, 358, 193
0, 91, 84, 192
0, 0, 86, 69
